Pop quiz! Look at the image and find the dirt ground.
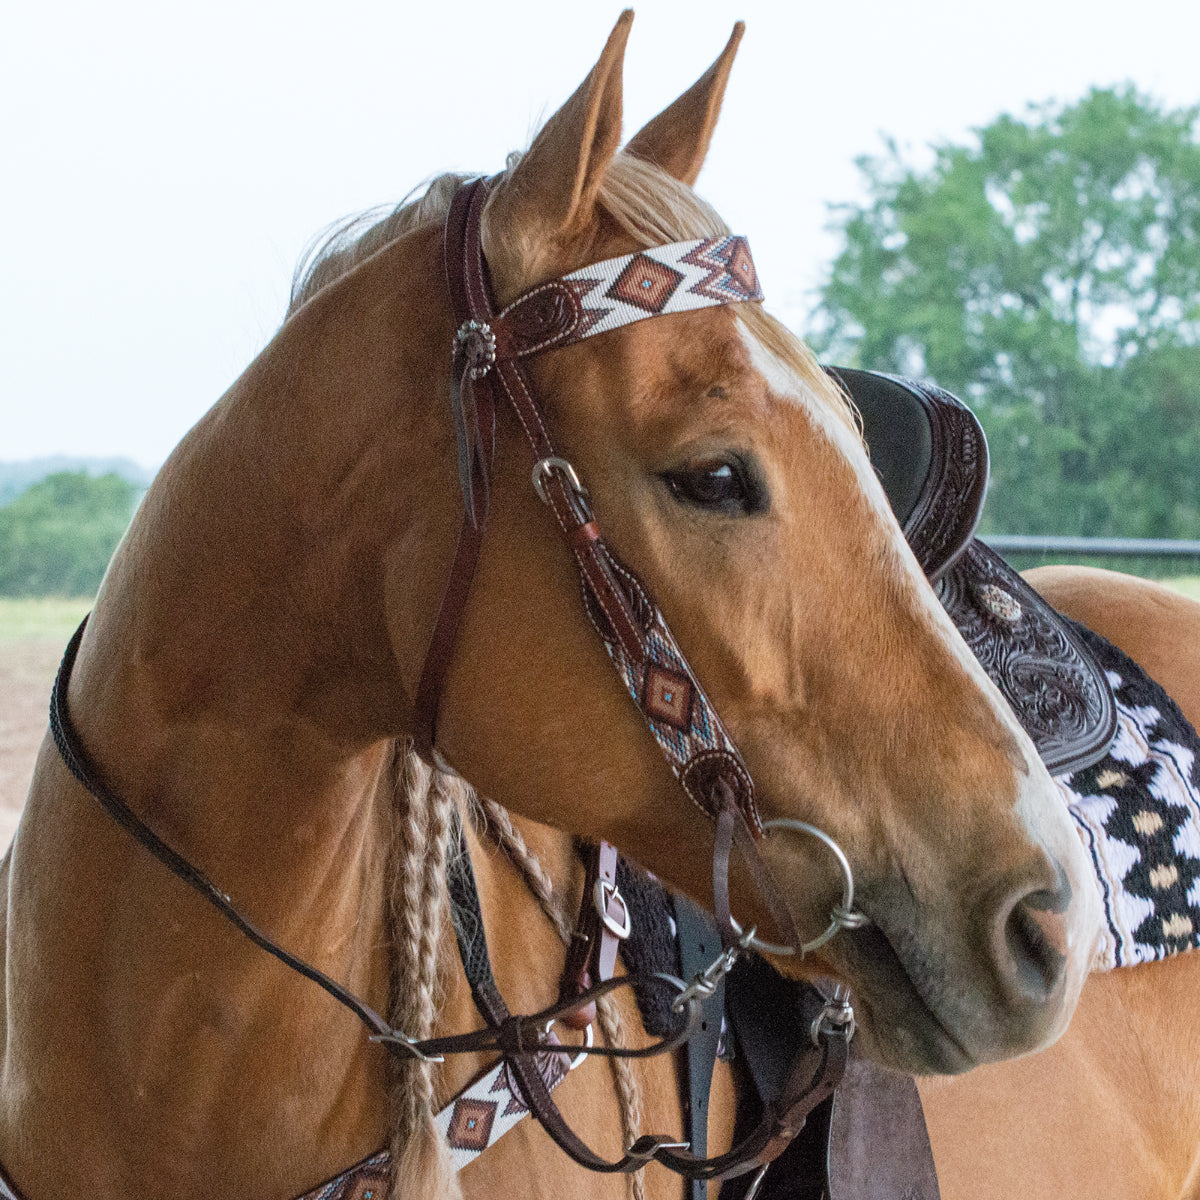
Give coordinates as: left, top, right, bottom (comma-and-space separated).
0, 639, 61, 850
0, 640, 60, 847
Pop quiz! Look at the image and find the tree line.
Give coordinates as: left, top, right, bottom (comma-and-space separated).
4, 87, 1197, 597
811, 86, 1200, 540
0, 472, 140, 597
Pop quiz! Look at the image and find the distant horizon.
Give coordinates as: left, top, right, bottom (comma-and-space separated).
0, 453, 158, 472
0, 457, 157, 508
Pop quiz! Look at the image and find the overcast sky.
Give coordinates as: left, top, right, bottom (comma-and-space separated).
3, 0, 1199, 468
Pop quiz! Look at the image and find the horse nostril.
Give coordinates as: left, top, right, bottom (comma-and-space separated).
994, 860, 1073, 1004
1003, 893, 1068, 1000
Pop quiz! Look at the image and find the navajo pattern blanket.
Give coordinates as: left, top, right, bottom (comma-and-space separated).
1056, 622, 1200, 970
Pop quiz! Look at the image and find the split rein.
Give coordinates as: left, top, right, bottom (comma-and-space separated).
48, 176, 868, 1188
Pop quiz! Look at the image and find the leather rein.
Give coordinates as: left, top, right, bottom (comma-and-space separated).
47, 176, 864, 1190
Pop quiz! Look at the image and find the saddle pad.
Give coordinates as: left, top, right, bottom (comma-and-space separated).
1054, 620, 1200, 971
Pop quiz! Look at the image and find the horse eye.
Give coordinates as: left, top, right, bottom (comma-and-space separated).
662, 458, 767, 516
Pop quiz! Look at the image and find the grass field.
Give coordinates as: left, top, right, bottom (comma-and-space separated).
1172, 576, 1200, 601
0, 596, 93, 642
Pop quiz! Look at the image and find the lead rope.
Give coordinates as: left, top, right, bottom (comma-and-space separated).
479, 798, 647, 1200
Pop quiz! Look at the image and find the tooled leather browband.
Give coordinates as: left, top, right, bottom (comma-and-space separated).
414, 176, 770, 837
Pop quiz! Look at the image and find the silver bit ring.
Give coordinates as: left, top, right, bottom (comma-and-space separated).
731, 818, 868, 957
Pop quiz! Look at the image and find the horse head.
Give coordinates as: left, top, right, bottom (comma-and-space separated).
352, 14, 1103, 1073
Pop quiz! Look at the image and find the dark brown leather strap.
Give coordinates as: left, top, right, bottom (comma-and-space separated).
559, 840, 630, 1029
412, 180, 497, 759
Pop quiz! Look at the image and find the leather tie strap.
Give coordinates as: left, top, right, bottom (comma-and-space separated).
559, 840, 629, 1030
412, 181, 497, 760
674, 896, 728, 1200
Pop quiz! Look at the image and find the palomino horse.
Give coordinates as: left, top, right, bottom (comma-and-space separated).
920, 566, 1200, 1200
0, 15, 1104, 1200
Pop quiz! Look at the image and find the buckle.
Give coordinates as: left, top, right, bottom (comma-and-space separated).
624, 1134, 689, 1163
532, 456, 589, 506
593, 878, 631, 940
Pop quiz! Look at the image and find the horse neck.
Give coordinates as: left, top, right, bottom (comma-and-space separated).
64, 219, 458, 926
3, 224, 464, 1194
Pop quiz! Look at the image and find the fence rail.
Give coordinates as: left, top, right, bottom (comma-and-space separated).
983, 535, 1200, 561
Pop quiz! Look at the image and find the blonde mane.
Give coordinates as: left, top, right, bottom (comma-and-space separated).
289, 153, 859, 434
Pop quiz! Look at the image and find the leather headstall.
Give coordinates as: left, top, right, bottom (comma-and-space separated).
398, 176, 851, 1184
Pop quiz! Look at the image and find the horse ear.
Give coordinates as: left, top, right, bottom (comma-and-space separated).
487, 12, 632, 249
625, 23, 744, 186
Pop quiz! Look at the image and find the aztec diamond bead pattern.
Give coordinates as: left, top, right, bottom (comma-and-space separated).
559, 235, 763, 343
584, 557, 756, 829
435, 1037, 574, 1170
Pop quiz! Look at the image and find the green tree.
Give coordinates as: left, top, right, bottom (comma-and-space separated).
0, 472, 139, 597
812, 87, 1200, 537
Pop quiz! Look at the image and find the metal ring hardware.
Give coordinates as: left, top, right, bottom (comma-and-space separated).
743, 1164, 771, 1200
810, 985, 857, 1046
532, 456, 588, 506
669, 923, 758, 1014
539, 1018, 595, 1071
731, 818, 869, 957
568, 1022, 594, 1070
368, 1030, 445, 1064
624, 1135, 691, 1163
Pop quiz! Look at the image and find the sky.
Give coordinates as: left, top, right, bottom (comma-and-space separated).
3, 0, 1199, 469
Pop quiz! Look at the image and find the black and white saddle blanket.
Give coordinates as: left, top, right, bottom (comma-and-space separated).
1054, 620, 1200, 970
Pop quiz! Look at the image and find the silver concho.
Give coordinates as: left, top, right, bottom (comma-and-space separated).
453, 319, 497, 380
976, 583, 1023, 625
